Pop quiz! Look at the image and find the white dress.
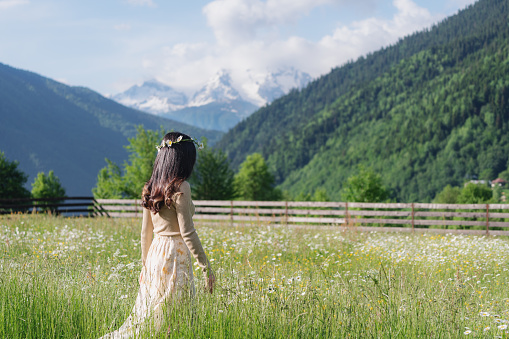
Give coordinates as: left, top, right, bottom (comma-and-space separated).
99, 234, 194, 338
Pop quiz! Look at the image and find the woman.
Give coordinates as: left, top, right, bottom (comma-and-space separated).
101, 132, 215, 338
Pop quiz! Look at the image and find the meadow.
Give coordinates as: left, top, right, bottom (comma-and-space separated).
1, 214, 509, 338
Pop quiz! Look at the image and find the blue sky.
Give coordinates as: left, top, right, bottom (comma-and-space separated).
0, 0, 476, 100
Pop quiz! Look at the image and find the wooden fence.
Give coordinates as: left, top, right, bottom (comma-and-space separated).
3, 198, 509, 235
0, 197, 97, 216
94, 199, 509, 236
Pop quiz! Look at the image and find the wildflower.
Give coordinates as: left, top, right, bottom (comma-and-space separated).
464, 330, 472, 335
498, 325, 508, 330
120, 295, 128, 300
480, 312, 490, 317
484, 326, 490, 332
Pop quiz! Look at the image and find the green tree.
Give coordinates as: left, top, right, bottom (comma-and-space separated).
457, 183, 493, 204
492, 185, 505, 203
312, 188, 330, 202
31, 171, 66, 198
31, 171, 66, 213
92, 159, 123, 199
234, 153, 281, 201
122, 126, 164, 198
294, 188, 330, 202
93, 125, 164, 199
433, 185, 461, 204
0, 151, 30, 199
341, 167, 390, 202
190, 142, 235, 200
497, 161, 509, 181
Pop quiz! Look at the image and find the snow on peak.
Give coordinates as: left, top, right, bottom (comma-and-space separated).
256, 67, 312, 103
189, 70, 241, 107
112, 79, 188, 114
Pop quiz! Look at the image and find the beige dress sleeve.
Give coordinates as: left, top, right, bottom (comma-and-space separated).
141, 207, 154, 266
174, 181, 212, 277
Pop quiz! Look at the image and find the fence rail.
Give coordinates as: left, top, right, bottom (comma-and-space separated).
0, 197, 97, 216
92, 199, 509, 236
3, 198, 509, 235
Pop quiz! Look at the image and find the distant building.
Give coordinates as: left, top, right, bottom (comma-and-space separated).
491, 178, 507, 188
464, 179, 489, 187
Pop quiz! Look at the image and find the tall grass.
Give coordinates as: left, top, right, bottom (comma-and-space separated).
1, 214, 509, 338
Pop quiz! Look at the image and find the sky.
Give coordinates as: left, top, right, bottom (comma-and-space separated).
0, 0, 477, 101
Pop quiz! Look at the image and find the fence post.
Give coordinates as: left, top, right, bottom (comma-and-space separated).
285, 201, 288, 226
345, 202, 349, 225
93, 198, 103, 217
411, 203, 415, 232
486, 204, 490, 236
230, 200, 234, 227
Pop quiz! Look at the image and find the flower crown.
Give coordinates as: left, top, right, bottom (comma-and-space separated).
156, 135, 204, 152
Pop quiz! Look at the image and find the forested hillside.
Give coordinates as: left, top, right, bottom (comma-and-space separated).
216, 0, 509, 202
0, 63, 223, 195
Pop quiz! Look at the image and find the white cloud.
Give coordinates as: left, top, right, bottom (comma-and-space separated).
203, 0, 336, 46
138, 0, 445, 103
0, 0, 29, 10
126, 0, 156, 7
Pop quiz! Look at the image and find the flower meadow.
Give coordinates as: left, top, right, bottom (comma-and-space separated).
2, 214, 509, 338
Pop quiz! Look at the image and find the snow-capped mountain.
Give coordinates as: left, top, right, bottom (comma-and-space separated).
111, 68, 312, 131
189, 70, 241, 107
254, 67, 312, 104
111, 79, 187, 114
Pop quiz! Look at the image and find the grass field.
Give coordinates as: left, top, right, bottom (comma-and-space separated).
1, 214, 509, 338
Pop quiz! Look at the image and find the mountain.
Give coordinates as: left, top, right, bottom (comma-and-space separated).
112, 79, 187, 114
254, 68, 312, 103
189, 70, 241, 106
112, 68, 311, 132
161, 71, 258, 132
0, 63, 223, 196
216, 0, 509, 202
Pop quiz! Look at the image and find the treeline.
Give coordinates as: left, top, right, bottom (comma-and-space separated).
92, 126, 282, 201
0, 151, 66, 203
91, 126, 399, 203
215, 0, 509, 202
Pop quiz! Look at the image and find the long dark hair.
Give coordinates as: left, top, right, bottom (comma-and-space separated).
141, 132, 196, 213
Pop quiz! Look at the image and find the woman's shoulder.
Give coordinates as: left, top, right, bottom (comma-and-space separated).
172, 181, 192, 202
179, 181, 192, 194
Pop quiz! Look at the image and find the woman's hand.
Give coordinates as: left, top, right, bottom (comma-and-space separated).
206, 273, 216, 294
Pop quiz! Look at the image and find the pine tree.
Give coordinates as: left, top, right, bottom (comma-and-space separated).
190, 143, 235, 200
